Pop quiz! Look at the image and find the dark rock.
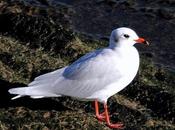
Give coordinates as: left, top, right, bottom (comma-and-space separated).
158, 8, 175, 20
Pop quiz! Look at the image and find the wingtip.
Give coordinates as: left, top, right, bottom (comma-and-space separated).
8, 88, 17, 94
8, 89, 23, 100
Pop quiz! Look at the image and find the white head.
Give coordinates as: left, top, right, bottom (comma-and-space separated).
109, 27, 149, 48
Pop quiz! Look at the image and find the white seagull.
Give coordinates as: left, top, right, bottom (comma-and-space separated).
8, 27, 149, 129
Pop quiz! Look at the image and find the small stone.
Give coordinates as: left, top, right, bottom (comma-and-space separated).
43, 112, 51, 119
42, 126, 49, 130
145, 119, 155, 127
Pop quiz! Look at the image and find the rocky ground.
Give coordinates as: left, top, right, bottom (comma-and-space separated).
0, 0, 175, 130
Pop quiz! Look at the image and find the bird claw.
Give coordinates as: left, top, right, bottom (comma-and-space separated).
107, 122, 124, 129
96, 112, 106, 121
95, 101, 124, 129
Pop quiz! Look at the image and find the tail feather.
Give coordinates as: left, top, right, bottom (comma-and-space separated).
8, 67, 66, 100
11, 95, 24, 100
8, 87, 28, 95
8, 86, 61, 100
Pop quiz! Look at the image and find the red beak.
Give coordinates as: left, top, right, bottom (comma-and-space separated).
134, 38, 150, 45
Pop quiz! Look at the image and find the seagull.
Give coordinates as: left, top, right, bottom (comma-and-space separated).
8, 27, 149, 129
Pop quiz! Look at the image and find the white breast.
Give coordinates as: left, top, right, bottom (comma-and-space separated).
88, 46, 140, 102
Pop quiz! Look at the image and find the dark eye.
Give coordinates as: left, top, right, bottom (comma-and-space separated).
124, 34, 130, 38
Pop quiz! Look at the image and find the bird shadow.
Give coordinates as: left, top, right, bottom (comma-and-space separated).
0, 79, 71, 111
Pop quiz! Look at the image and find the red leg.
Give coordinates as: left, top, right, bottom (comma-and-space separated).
95, 100, 106, 121
104, 103, 124, 129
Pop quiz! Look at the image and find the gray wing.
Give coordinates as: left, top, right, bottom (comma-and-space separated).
53, 48, 122, 98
